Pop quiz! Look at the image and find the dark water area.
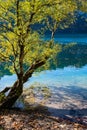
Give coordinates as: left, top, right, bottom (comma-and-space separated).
0, 34, 87, 97
57, 44, 87, 68
45, 34, 87, 44
1, 35, 87, 77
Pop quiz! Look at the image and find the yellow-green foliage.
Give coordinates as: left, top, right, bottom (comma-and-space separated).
78, 0, 87, 12
0, 0, 77, 74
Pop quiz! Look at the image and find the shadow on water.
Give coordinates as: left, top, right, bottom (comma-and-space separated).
18, 85, 87, 125
45, 107, 87, 125
0, 44, 87, 125
46, 86, 87, 124
52, 85, 87, 101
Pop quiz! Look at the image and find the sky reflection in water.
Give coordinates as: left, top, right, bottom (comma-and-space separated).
0, 34, 87, 123
0, 65, 87, 90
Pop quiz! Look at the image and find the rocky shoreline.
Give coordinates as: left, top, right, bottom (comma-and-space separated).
1, 85, 87, 130
0, 108, 87, 130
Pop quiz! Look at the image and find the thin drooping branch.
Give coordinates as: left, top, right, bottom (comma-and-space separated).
10, 43, 19, 76
0, 24, 14, 33
0, 52, 11, 62
23, 1, 62, 39
0, 34, 10, 41
26, 12, 35, 34
19, 45, 24, 77
16, 0, 24, 79
0, 2, 16, 13
16, 0, 20, 27
12, 57, 19, 77
32, 1, 62, 15
23, 10, 36, 39
0, 15, 11, 23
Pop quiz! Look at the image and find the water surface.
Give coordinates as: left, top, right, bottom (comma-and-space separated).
45, 34, 87, 44
0, 34, 87, 123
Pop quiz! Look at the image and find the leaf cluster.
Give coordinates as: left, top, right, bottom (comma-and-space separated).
0, 0, 77, 74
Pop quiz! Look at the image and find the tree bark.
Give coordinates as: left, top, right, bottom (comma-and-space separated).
0, 80, 23, 109
0, 59, 48, 109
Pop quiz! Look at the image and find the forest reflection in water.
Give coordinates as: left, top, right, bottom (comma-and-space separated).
0, 43, 87, 124
54, 43, 87, 69
1, 43, 87, 77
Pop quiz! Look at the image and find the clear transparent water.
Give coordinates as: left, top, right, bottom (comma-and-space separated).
0, 65, 87, 89
0, 34, 87, 123
1, 34, 87, 88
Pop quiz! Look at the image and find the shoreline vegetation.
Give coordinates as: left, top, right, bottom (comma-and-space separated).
1, 57, 87, 129
1, 71, 87, 129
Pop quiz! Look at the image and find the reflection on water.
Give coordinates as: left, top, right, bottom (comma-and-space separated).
24, 65, 87, 88
0, 65, 87, 89
1, 43, 87, 77
45, 34, 87, 44
57, 44, 87, 68
0, 35, 87, 124
1, 66, 87, 124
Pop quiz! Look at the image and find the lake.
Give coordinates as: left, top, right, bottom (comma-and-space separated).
45, 33, 87, 44
0, 34, 87, 124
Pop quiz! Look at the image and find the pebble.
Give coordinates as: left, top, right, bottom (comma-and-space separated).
0, 109, 87, 130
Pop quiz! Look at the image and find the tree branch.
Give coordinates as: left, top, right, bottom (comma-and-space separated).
23, 57, 48, 83
0, 15, 11, 23
0, 24, 16, 34
16, 0, 20, 27
0, 87, 11, 95
0, 52, 11, 62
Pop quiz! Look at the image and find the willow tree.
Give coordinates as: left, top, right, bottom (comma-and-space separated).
0, 0, 77, 108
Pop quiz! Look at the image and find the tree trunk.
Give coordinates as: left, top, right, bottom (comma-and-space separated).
0, 59, 47, 109
0, 80, 23, 109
